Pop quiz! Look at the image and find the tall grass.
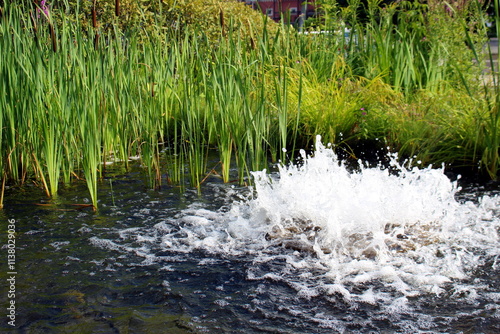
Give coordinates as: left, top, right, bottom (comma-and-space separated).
0, 0, 498, 209
460, 0, 500, 180
301, 0, 497, 175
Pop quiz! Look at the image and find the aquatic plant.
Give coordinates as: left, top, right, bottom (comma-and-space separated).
0, 0, 498, 210
466, 0, 500, 180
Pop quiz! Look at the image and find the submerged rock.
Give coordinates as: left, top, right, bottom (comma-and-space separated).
265, 218, 321, 241
264, 218, 336, 255
264, 217, 444, 260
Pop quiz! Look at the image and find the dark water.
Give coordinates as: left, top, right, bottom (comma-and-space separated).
1, 158, 499, 333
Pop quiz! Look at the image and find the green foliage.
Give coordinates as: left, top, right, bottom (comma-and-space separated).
310, 0, 488, 92
46, 0, 276, 42
0, 0, 498, 211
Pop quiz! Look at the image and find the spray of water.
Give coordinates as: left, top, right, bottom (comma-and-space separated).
155, 137, 497, 300
245, 136, 499, 302
91, 136, 499, 324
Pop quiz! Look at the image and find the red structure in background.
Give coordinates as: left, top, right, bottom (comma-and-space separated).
243, 0, 317, 24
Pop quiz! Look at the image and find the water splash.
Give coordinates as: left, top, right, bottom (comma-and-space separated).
248, 136, 471, 296
155, 137, 498, 299
91, 136, 499, 330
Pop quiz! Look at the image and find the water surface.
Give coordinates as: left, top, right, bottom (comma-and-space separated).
1, 139, 499, 333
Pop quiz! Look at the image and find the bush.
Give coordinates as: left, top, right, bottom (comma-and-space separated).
43, 0, 277, 42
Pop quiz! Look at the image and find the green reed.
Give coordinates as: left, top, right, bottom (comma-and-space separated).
0, 3, 300, 209
296, 0, 497, 176
461, 0, 500, 180
1, 0, 498, 210
209, 38, 247, 183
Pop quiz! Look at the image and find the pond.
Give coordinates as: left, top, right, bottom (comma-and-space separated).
1, 137, 499, 333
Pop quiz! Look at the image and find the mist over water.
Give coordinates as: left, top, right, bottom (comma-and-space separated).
89, 136, 500, 331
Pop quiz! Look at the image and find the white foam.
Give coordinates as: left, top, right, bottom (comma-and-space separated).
95, 136, 499, 317
217, 137, 498, 301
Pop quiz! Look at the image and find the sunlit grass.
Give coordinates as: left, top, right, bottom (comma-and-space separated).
0, 0, 498, 210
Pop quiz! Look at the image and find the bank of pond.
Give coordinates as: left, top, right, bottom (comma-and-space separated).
1, 1, 499, 209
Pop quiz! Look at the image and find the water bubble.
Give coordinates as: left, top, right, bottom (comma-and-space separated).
98, 136, 500, 329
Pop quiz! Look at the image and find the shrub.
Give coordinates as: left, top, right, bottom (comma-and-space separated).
43, 0, 277, 42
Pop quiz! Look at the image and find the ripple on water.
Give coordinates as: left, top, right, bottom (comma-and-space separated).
4, 137, 499, 333
108, 136, 497, 332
